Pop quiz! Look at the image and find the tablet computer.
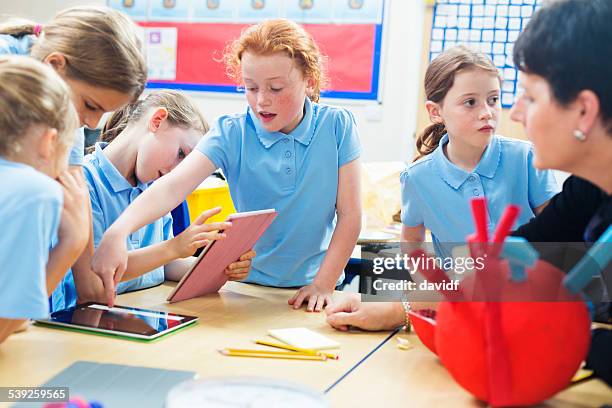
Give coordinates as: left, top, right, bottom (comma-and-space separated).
167, 208, 278, 303
35, 302, 198, 341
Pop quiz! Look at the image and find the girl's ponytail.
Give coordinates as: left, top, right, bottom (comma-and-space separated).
414, 123, 446, 161
0, 18, 38, 37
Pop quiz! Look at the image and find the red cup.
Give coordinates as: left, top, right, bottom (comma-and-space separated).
409, 309, 438, 354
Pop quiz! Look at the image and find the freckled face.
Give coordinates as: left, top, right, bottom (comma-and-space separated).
241, 51, 312, 134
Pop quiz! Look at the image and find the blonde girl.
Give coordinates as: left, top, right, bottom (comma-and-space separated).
1, 5, 148, 308
55, 90, 255, 309
0, 56, 87, 343
0, 5, 147, 161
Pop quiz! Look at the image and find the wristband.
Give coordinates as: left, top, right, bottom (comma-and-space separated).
401, 301, 412, 332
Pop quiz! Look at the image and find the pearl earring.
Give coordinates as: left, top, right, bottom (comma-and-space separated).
573, 129, 586, 142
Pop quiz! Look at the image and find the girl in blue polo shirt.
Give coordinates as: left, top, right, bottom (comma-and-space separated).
401, 46, 559, 258
0, 56, 87, 343
0, 6, 147, 167
53, 90, 256, 310
1, 7, 148, 309
93, 19, 362, 313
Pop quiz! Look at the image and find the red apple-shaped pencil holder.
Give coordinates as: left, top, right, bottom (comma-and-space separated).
407, 199, 611, 406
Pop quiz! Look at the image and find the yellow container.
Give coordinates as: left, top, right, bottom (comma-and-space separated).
186, 183, 236, 224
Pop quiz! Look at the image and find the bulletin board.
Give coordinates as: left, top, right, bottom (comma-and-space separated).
429, 0, 542, 108
107, 0, 386, 100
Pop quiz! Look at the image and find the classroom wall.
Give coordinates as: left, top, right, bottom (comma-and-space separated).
415, 3, 527, 143
0, 0, 425, 162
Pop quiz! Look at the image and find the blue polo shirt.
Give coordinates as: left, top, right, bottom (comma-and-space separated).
196, 97, 361, 287
51, 143, 172, 310
0, 34, 84, 166
0, 157, 62, 319
401, 134, 559, 259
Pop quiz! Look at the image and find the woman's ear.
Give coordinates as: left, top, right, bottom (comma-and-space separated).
148, 107, 169, 133
43, 52, 68, 76
425, 101, 443, 125
575, 90, 601, 136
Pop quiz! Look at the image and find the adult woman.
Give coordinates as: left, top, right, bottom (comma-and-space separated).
326, 0, 611, 384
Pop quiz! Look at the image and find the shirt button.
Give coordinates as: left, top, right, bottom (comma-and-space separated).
286, 168, 292, 175
473, 189, 480, 196
468, 175, 475, 182
284, 151, 292, 158
283, 138, 289, 143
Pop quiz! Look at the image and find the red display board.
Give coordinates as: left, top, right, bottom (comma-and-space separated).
139, 21, 382, 99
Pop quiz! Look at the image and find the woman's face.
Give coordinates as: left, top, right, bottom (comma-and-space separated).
510, 72, 584, 171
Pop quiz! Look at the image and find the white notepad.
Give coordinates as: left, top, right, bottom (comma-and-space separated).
267, 328, 340, 350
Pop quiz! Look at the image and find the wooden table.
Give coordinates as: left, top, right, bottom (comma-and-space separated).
328, 332, 612, 407
0, 282, 388, 406
1, 282, 609, 407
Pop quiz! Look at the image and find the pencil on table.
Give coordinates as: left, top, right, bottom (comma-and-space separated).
255, 339, 339, 360
219, 349, 327, 361
224, 348, 318, 356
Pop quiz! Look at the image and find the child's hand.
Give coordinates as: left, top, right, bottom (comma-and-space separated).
75, 272, 106, 305
288, 282, 334, 312
171, 208, 232, 258
57, 171, 89, 254
225, 249, 256, 281
91, 231, 126, 307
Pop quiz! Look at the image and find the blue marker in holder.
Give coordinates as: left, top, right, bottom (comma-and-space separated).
501, 237, 539, 282
564, 226, 612, 294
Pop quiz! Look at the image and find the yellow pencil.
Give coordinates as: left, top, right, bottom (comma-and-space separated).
224, 348, 316, 356
219, 349, 327, 361
255, 339, 339, 360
